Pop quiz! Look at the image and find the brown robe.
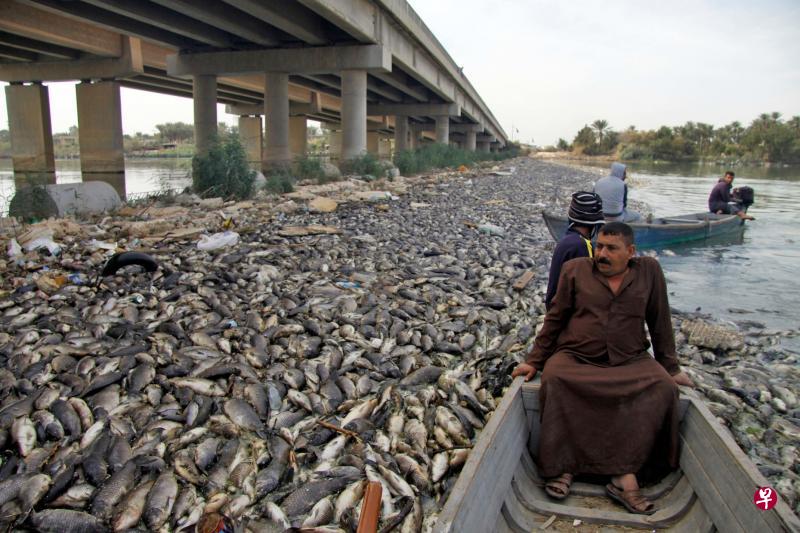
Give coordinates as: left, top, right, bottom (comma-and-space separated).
526, 256, 680, 478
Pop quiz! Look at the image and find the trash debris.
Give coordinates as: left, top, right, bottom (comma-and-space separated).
23, 236, 61, 255
539, 514, 557, 529
277, 225, 341, 237
36, 273, 67, 294
197, 231, 240, 251
477, 223, 506, 237
335, 281, 361, 289
99, 251, 159, 278
87, 239, 117, 252
7, 238, 22, 257
681, 319, 745, 351
309, 197, 338, 213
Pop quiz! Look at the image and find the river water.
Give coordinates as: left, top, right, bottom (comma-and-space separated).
607, 161, 800, 350
2, 157, 798, 348
0, 158, 192, 214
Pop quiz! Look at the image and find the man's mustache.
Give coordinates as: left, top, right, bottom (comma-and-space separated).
596, 257, 611, 265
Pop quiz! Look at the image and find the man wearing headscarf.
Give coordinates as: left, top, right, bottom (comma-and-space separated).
545, 191, 605, 310
594, 162, 641, 222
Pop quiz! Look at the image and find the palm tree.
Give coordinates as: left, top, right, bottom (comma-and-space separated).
591, 120, 609, 143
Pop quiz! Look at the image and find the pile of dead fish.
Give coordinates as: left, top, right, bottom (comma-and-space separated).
0, 158, 581, 532
2, 156, 797, 531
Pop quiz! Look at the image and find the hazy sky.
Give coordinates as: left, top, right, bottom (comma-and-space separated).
1, 0, 798, 145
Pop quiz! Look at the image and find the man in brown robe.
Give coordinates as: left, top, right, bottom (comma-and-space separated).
512, 222, 693, 514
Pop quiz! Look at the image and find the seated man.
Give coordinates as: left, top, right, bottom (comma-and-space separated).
512, 222, 692, 515
594, 162, 641, 223
545, 191, 605, 310
708, 171, 755, 220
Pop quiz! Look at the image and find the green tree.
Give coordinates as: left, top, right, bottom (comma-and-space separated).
572, 125, 596, 154
556, 138, 570, 151
591, 119, 610, 144
156, 122, 194, 143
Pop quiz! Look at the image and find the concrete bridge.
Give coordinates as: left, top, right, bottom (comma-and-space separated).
0, 0, 507, 197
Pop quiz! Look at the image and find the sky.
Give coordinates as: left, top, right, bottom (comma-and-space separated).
1, 0, 799, 146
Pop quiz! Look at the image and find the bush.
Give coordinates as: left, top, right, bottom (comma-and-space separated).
340, 152, 384, 177
264, 167, 295, 194
192, 134, 255, 200
394, 142, 518, 175
293, 156, 326, 182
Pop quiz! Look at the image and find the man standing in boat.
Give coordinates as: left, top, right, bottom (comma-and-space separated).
708, 171, 755, 220
512, 222, 693, 515
545, 191, 605, 310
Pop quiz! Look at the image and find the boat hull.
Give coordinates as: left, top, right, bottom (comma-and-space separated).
542, 211, 746, 249
438, 378, 800, 532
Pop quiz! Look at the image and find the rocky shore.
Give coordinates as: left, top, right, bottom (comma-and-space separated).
0, 157, 796, 531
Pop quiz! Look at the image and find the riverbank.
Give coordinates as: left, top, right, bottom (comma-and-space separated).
0, 157, 797, 528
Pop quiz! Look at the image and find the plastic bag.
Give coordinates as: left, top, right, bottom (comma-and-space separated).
197, 231, 240, 251
24, 237, 61, 255
7, 239, 22, 257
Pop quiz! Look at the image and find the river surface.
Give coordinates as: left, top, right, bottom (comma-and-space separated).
2, 157, 798, 348
0, 157, 192, 214
587, 161, 800, 350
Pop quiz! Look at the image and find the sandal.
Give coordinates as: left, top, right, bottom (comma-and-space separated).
544, 473, 573, 500
605, 484, 656, 515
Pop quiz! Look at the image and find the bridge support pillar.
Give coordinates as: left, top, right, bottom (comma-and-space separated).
435, 115, 450, 145
341, 69, 367, 160
264, 72, 290, 168
466, 131, 477, 152
4, 83, 55, 185
289, 116, 307, 159
193, 74, 217, 155
394, 115, 409, 153
76, 80, 126, 199
478, 141, 490, 153
367, 132, 390, 159
238, 115, 263, 165
409, 129, 419, 150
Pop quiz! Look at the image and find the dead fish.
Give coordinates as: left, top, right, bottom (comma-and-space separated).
92, 460, 136, 521
282, 476, 357, 518
169, 377, 227, 396
112, 478, 154, 531
223, 398, 268, 435
143, 471, 178, 530
30, 509, 108, 532
400, 366, 444, 386
12, 416, 36, 456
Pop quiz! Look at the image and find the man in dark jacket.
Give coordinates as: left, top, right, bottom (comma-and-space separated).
545, 192, 605, 310
708, 171, 754, 220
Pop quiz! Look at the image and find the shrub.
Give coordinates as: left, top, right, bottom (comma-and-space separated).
340, 152, 384, 177
192, 134, 255, 200
264, 167, 295, 194
394, 142, 518, 175
293, 156, 326, 182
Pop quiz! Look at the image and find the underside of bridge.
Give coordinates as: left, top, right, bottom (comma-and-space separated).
0, 0, 507, 195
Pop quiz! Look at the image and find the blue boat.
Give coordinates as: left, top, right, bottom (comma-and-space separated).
542, 211, 747, 250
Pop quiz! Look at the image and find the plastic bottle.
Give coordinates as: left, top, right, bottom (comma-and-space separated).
197, 231, 240, 251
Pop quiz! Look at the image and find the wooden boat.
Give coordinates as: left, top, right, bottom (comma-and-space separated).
542, 211, 746, 249
438, 378, 800, 532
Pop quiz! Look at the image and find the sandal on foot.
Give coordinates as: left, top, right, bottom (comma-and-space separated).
544, 473, 573, 500
605, 484, 656, 515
